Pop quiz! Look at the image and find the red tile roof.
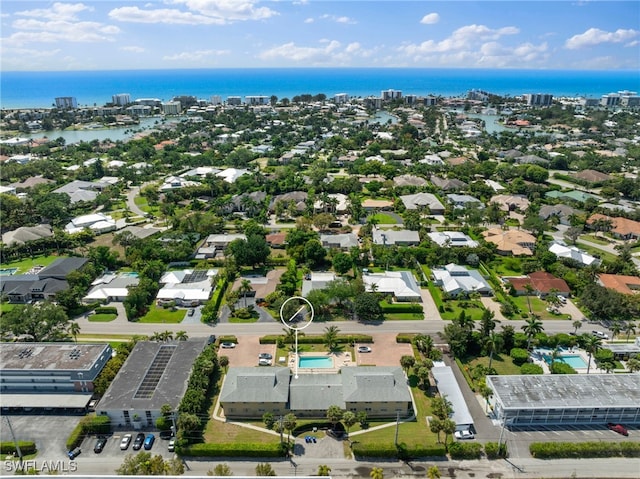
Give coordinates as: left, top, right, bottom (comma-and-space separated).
509, 271, 570, 295
598, 274, 640, 295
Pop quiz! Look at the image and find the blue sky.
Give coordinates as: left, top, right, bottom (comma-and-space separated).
1, 1, 639, 71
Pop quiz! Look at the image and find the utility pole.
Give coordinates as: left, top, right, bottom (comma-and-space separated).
4, 416, 23, 470
394, 410, 400, 447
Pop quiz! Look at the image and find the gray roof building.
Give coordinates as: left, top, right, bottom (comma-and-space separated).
399, 192, 445, 214
487, 374, 640, 426
431, 365, 474, 429
97, 339, 207, 426
372, 229, 420, 246
320, 233, 359, 250
2, 224, 53, 246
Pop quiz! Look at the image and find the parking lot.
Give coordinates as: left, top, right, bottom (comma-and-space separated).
504, 423, 636, 458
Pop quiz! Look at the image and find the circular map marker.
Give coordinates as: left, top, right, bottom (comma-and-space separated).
280, 296, 314, 331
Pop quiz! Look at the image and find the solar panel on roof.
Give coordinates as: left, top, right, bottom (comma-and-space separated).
133, 345, 176, 399
182, 270, 208, 283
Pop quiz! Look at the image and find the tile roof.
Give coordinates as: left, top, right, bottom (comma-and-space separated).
598, 273, 640, 295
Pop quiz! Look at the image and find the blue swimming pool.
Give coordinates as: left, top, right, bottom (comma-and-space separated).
0, 268, 18, 276
299, 356, 334, 368
543, 354, 588, 369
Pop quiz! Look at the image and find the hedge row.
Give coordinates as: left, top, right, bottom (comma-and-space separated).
396, 334, 415, 344
94, 306, 118, 315
530, 441, 640, 459
259, 334, 373, 345
0, 441, 37, 455
66, 414, 111, 450
352, 443, 447, 459
484, 441, 508, 459
448, 441, 483, 459
380, 302, 423, 314
178, 442, 285, 457
217, 335, 238, 344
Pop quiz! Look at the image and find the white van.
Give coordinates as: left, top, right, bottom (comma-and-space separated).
592, 331, 609, 340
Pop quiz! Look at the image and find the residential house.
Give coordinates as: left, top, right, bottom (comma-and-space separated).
2, 224, 53, 246
362, 271, 422, 302
548, 241, 600, 267
427, 231, 478, 248
196, 233, 246, 259
372, 229, 420, 246
539, 204, 581, 226
83, 272, 140, 303
53, 179, 111, 204
506, 271, 571, 297
265, 232, 287, 248
65, 213, 116, 235
431, 176, 467, 192
320, 233, 359, 250
362, 199, 394, 211
482, 227, 536, 256
598, 274, 640, 295
489, 194, 530, 212
302, 272, 337, 297
399, 193, 445, 214
587, 214, 640, 240
573, 169, 613, 184
0, 257, 88, 303
269, 191, 308, 214
431, 263, 493, 297
314, 193, 348, 214
156, 269, 217, 306
159, 175, 201, 191
446, 193, 483, 210
515, 154, 549, 166
393, 174, 427, 188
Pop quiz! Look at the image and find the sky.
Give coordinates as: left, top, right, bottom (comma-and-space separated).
1, 1, 639, 71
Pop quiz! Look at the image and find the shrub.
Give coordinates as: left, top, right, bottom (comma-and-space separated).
530, 441, 640, 459
484, 441, 507, 459
550, 362, 577, 374
94, 306, 118, 315
510, 348, 530, 365
448, 441, 482, 459
351, 442, 398, 458
0, 441, 37, 455
396, 334, 414, 343
520, 363, 544, 374
380, 301, 423, 314
259, 334, 373, 345
66, 414, 110, 450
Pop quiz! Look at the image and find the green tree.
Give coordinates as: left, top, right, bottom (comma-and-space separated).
1, 302, 71, 341
572, 320, 583, 335
219, 356, 229, 372
238, 279, 253, 308
429, 416, 443, 443
522, 315, 544, 350
317, 465, 332, 476
431, 396, 453, 421
342, 411, 357, 433
354, 292, 383, 322
282, 413, 297, 444
262, 412, 275, 429
369, 467, 384, 479
332, 252, 353, 275
625, 322, 637, 342
322, 325, 340, 351
627, 357, 640, 373
326, 405, 343, 431
427, 465, 441, 479
443, 418, 457, 449
583, 335, 602, 374
400, 355, 416, 374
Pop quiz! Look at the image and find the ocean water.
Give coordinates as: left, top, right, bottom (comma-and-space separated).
1, 68, 639, 109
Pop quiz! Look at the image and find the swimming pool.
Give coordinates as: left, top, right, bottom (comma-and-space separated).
299, 356, 334, 368
121, 272, 139, 277
0, 268, 18, 276
543, 354, 588, 369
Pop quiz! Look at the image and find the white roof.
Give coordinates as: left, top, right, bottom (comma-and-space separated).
432, 264, 492, 295
70, 213, 112, 227
549, 242, 600, 266
432, 366, 474, 427
156, 286, 211, 301
428, 231, 478, 248
216, 168, 249, 183
363, 271, 421, 299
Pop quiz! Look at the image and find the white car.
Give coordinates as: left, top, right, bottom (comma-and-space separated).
357, 346, 372, 353
220, 342, 236, 349
120, 433, 132, 450
258, 358, 272, 366
168, 439, 175, 452
454, 430, 475, 440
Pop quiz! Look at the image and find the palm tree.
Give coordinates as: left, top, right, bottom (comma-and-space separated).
611, 321, 622, 340
626, 357, 640, 373
572, 320, 582, 335
583, 335, 602, 374
522, 315, 544, 350
485, 333, 500, 370
67, 322, 81, 343
282, 413, 297, 444
317, 465, 332, 476
624, 322, 636, 343
369, 467, 384, 479
523, 283, 535, 313
427, 465, 441, 479
238, 279, 253, 308
322, 325, 340, 351
549, 347, 562, 372
414, 334, 434, 357
175, 330, 188, 341
255, 463, 276, 477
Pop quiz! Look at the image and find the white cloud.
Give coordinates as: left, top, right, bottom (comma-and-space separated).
565, 28, 639, 49
170, 0, 278, 22
15, 2, 91, 21
257, 39, 375, 65
399, 24, 519, 56
163, 49, 229, 61
109, 7, 224, 25
121, 46, 145, 53
319, 14, 357, 24
304, 18, 314, 24
420, 13, 439, 25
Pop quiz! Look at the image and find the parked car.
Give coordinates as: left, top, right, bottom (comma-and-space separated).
454, 430, 475, 440
168, 439, 176, 452
93, 436, 107, 453
220, 342, 236, 349
258, 358, 272, 366
557, 295, 567, 304
207, 335, 216, 345
120, 433, 132, 450
159, 430, 174, 440
68, 447, 81, 459
187, 308, 195, 316
132, 433, 145, 450
358, 346, 372, 353
607, 423, 629, 436
143, 433, 155, 450
258, 353, 273, 360
592, 330, 609, 340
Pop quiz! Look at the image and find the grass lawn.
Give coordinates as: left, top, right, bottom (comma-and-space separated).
384, 312, 424, 320
580, 234, 612, 245
2, 254, 62, 274
486, 257, 524, 276
511, 296, 571, 320
575, 242, 618, 263
461, 353, 522, 376
1, 303, 15, 313
439, 300, 486, 321
138, 305, 186, 323
368, 213, 398, 224
88, 313, 117, 322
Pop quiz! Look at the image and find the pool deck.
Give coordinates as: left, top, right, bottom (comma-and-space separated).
288, 351, 353, 374
530, 348, 601, 374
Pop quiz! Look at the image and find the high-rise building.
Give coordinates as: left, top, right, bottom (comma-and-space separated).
524, 93, 553, 106
226, 96, 242, 106
210, 95, 222, 105
54, 97, 77, 109
381, 89, 402, 101
111, 93, 131, 106
161, 101, 181, 115
334, 93, 349, 104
